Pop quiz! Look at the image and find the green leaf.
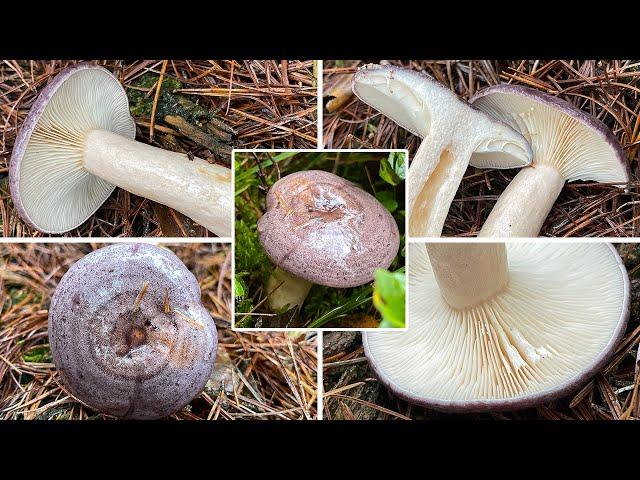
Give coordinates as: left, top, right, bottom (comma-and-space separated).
373, 269, 406, 328
375, 190, 398, 213
234, 275, 245, 298
379, 152, 406, 186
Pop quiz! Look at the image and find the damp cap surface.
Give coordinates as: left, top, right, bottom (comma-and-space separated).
257, 170, 400, 288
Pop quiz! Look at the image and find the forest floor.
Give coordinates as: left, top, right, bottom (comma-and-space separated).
0, 243, 317, 419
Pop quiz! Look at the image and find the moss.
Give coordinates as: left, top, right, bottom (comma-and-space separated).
23, 345, 52, 363
7, 286, 28, 305
234, 214, 272, 316
127, 72, 214, 123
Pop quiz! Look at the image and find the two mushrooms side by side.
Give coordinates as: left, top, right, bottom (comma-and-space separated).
49, 243, 219, 419
10, 63, 232, 237
352, 64, 630, 237
364, 242, 630, 412
257, 169, 400, 314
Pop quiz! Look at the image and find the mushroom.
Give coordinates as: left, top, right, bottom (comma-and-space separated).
364, 242, 629, 412
470, 85, 630, 237
49, 243, 218, 419
352, 64, 533, 237
257, 170, 400, 312
9, 63, 232, 236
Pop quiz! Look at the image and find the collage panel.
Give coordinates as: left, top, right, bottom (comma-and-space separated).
323, 240, 639, 420
0, 56, 639, 426
234, 149, 406, 329
323, 60, 639, 237
0, 60, 317, 238
0, 242, 318, 419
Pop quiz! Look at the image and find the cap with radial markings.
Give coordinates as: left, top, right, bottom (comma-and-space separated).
364, 243, 629, 412
258, 170, 400, 288
470, 85, 629, 185
49, 243, 218, 419
9, 64, 136, 233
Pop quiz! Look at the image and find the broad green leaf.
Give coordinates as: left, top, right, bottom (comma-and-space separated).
379, 152, 406, 186
375, 190, 398, 213
234, 275, 246, 298
373, 269, 406, 328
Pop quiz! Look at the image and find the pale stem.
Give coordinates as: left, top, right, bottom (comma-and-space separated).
266, 268, 313, 312
426, 243, 509, 309
83, 129, 232, 237
408, 139, 471, 237
478, 164, 565, 238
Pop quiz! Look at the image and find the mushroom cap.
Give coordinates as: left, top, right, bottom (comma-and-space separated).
470, 84, 630, 185
364, 243, 629, 412
352, 63, 532, 169
9, 63, 136, 233
49, 243, 218, 419
257, 170, 400, 288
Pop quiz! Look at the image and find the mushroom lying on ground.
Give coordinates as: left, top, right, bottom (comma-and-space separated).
352, 64, 533, 237
364, 242, 629, 412
9, 63, 232, 236
470, 85, 629, 237
49, 243, 218, 419
257, 170, 400, 312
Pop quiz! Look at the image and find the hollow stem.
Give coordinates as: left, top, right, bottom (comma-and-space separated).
408, 139, 472, 237
426, 243, 509, 309
478, 164, 565, 238
266, 268, 313, 312
83, 129, 232, 237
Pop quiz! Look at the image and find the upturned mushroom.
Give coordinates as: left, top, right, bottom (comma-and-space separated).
470, 85, 629, 237
257, 170, 400, 312
364, 242, 629, 412
10, 63, 232, 236
352, 64, 533, 237
49, 243, 218, 419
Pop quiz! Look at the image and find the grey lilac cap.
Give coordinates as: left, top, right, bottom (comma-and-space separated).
49, 243, 218, 419
257, 170, 400, 288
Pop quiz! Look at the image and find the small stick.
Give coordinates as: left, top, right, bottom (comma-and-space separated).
150, 60, 168, 141
132, 281, 150, 312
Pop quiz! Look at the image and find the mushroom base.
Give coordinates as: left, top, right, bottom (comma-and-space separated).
409, 142, 469, 237
266, 268, 313, 312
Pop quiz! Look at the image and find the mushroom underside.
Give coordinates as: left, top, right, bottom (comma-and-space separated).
11, 66, 135, 233
471, 91, 628, 184
365, 243, 627, 411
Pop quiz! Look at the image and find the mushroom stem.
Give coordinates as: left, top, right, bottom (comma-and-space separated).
426, 243, 509, 309
266, 267, 314, 312
83, 129, 232, 237
478, 164, 565, 237
409, 139, 472, 237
